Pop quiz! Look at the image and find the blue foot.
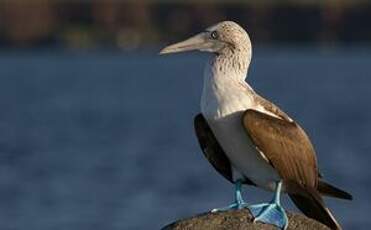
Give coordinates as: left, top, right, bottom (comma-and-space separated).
211, 179, 249, 212
211, 201, 249, 212
249, 202, 288, 229
248, 181, 288, 230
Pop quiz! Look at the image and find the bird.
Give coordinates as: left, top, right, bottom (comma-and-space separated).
160, 21, 352, 230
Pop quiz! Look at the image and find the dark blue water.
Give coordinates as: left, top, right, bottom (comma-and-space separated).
0, 48, 370, 229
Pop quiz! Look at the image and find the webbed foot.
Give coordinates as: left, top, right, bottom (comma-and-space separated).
249, 202, 288, 229
248, 181, 288, 230
211, 179, 249, 212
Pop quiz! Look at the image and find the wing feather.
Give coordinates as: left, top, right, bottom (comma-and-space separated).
194, 114, 233, 183
194, 114, 255, 185
242, 109, 318, 188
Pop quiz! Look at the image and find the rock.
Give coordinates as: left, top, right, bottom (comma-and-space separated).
162, 209, 330, 230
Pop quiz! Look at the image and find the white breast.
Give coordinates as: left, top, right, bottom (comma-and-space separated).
201, 61, 280, 191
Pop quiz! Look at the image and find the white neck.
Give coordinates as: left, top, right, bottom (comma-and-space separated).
201, 50, 255, 119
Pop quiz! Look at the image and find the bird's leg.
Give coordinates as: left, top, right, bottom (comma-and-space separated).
211, 179, 249, 212
234, 179, 245, 206
247, 181, 288, 230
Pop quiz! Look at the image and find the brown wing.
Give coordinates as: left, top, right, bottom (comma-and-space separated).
194, 114, 255, 185
317, 180, 352, 200
242, 109, 318, 189
194, 114, 233, 183
242, 110, 345, 229
289, 185, 341, 230
253, 94, 293, 122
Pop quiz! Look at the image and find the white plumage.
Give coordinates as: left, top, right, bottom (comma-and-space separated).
160, 20, 349, 230
201, 53, 280, 191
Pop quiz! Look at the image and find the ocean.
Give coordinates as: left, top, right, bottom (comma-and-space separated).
1, 47, 369, 229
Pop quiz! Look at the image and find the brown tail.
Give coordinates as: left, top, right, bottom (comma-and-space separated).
289, 186, 342, 230
318, 180, 352, 200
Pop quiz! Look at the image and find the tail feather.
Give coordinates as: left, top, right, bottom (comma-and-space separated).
289, 186, 341, 230
318, 180, 352, 200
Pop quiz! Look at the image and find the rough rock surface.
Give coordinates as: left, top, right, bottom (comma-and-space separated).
162, 209, 330, 230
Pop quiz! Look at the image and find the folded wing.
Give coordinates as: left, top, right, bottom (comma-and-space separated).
242, 109, 341, 229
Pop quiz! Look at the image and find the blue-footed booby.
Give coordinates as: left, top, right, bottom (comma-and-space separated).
160, 21, 352, 230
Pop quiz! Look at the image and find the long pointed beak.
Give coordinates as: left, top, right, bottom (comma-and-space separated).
159, 33, 207, 55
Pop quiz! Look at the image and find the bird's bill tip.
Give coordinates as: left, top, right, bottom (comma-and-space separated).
158, 33, 206, 55
158, 42, 194, 55
158, 46, 177, 55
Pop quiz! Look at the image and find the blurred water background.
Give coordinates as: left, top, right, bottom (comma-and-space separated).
1, 1, 371, 230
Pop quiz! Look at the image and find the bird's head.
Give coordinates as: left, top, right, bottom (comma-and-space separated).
159, 21, 251, 56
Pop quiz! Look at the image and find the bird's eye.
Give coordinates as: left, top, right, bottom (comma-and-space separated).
210, 31, 218, 40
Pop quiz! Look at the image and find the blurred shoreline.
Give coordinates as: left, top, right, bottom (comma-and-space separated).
1, 1, 371, 50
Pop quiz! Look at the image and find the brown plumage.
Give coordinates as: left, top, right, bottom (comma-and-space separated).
242, 109, 318, 189
160, 20, 351, 230
243, 109, 341, 229
194, 112, 352, 230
